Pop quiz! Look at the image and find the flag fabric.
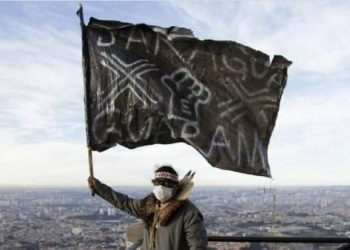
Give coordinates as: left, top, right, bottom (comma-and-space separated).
78, 8, 291, 177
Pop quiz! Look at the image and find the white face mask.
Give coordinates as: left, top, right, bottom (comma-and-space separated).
153, 185, 173, 202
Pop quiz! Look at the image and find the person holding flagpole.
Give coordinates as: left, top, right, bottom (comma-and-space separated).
88, 165, 208, 250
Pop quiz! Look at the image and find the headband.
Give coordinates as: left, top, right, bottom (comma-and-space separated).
154, 171, 178, 182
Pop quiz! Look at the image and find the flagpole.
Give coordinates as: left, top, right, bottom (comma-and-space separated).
88, 147, 95, 196
78, 4, 95, 197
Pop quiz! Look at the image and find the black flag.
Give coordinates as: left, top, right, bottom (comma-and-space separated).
78, 8, 291, 177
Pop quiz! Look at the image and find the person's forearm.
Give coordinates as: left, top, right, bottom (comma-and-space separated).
93, 179, 141, 218
93, 179, 118, 203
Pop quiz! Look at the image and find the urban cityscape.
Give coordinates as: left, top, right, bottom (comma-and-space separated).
0, 185, 349, 249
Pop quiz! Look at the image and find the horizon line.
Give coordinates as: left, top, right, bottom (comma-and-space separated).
0, 184, 349, 189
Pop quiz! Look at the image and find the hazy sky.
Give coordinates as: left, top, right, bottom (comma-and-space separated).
1, 1, 349, 187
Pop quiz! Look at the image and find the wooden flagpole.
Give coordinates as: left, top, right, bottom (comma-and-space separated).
88, 147, 95, 196
78, 3, 95, 197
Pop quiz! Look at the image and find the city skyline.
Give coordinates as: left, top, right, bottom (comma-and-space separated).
1, 186, 349, 249
1, 1, 350, 187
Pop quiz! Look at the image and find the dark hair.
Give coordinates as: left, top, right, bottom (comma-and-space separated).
155, 165, 178, 177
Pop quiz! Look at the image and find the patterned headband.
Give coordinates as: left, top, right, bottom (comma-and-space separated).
154, 171, 178, 182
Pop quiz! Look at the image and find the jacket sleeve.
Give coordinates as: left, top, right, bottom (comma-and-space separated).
93, 178, 141, 218
183, 204, 208, 250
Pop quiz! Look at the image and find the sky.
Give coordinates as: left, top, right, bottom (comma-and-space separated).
0, 1, 349, 187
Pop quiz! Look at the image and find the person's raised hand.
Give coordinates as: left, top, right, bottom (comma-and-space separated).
87, 176, 97, 194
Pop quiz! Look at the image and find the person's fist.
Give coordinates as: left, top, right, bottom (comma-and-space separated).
87, 176, 97, 192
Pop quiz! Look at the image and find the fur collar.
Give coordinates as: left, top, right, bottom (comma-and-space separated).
139, 171, 195, 228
